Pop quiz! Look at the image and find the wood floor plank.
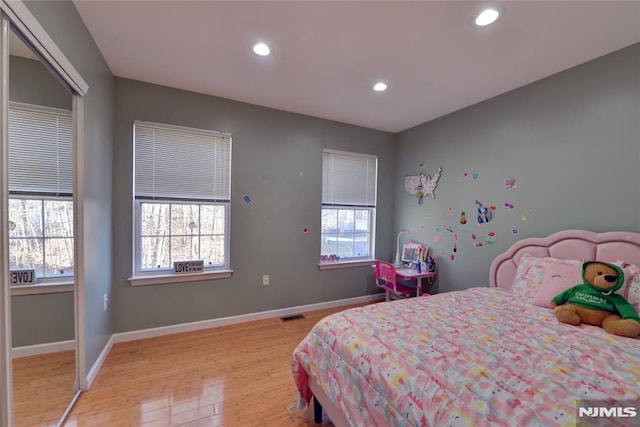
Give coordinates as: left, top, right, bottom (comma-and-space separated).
63, 302, 372, 426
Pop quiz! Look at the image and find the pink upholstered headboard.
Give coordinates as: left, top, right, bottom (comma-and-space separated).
490, 230, 640, 290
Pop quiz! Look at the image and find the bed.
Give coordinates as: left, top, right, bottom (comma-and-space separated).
291, 230, 640, 426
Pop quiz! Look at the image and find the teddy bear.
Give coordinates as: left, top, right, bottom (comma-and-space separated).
552, 261, 640, 338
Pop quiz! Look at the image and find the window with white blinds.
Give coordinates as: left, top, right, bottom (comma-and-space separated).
322, 150, 377, 207
7, 103, 75, 281
321, 150, 377, 262
8, 103, 73, 196
133, 121, 232, 277
134, 121, 231, 201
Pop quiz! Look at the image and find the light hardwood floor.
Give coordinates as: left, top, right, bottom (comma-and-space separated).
13, 350, 76, 427
62, 303, 370, 426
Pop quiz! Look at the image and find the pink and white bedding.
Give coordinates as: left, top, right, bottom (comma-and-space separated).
292, 230, 640, 426
293, 258, 640, 426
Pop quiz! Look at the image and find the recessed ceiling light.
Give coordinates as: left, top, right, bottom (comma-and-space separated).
252, 42, 271, 56
373, 82, 388, 92
474, 7, 502, 27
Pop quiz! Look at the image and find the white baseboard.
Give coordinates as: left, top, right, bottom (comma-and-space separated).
12, 340, 75, 359
84, 334, 113, 390
114, 293, 383, 343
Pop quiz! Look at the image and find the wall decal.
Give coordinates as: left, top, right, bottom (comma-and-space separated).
477, 206, 492, 224
404, 167, 442, 204
243, 195, 251, 204
504, 178, 517, 189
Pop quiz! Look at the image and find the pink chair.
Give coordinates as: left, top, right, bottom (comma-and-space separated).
375, 260, 417, 301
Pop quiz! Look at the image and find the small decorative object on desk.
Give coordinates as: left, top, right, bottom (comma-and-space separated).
426, 254, 436, 272
321, 254, 341, 263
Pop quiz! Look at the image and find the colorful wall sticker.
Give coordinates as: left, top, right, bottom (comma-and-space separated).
404, 167, 442, 204
477, 207, 492, 224
485, 231, 496, 243
460, 211, 467, 224
243, 195, 251, 204
504, 178, 517, 189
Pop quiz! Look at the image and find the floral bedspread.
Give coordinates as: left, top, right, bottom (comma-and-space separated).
291, 288, 640, 426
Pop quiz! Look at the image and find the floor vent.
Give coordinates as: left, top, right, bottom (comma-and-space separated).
281, 314, 305, 322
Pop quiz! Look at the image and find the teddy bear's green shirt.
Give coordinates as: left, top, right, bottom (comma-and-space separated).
552, 262, 640, 323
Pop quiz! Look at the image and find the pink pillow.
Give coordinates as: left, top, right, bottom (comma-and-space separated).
531, 262, 583, 308
614, 260, 640, 313
512, 253, 582, 301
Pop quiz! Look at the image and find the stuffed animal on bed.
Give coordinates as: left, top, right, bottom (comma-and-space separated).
551, 261, 640, 338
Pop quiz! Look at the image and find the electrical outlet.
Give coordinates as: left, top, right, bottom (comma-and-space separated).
262, 275, 270, 286
103, 293, 109, 312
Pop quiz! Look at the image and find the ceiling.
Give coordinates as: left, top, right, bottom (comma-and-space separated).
72, 1, 640, 133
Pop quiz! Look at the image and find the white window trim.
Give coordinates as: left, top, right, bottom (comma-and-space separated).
321, 149, 378, 263
132, 121, 232, 281
128, 270, 233, 287
132, 200, 231, 276
318, 259, 375, 270
11, 281, 73, 295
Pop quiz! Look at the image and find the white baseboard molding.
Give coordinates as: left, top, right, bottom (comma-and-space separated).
114, 293, 383, 344
12, 340, 75, 359
84, 334, 114, 390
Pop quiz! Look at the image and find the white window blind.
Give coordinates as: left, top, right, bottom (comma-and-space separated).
322, 150, 377, 207
8, 103, 73, 195
134, 121, 231, 201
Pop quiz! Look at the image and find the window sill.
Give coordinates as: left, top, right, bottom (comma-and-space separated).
11, 281, 74, 296
129, 270, 233, 286
318, 259, 375, 270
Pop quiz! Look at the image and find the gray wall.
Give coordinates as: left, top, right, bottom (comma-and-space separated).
9, 55, 74, 346
24, 0, 115, 370
113, 78, 395, 332
395, 43, 640, 293
14, 2, 639, 363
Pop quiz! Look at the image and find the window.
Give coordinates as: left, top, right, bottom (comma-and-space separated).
321, 149, 377, 262
133, 121, 231, 276
7, 103, 74, 281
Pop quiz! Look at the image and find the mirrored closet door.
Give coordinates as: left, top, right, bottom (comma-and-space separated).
7, 26, 76, 427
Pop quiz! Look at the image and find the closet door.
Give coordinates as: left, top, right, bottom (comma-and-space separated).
0, 2, 88, 425
7, 27, 77, 426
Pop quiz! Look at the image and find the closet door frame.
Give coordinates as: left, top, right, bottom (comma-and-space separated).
0, 2, 88, 426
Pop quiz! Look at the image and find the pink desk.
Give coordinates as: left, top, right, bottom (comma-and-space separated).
394, 268, 436, 296
372, 264, 437, 299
